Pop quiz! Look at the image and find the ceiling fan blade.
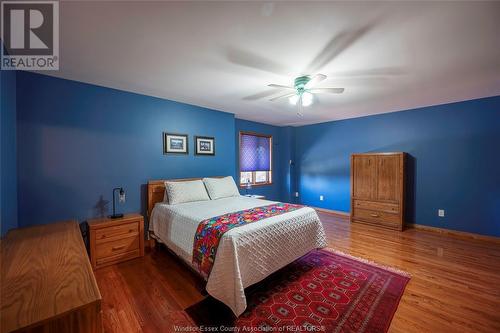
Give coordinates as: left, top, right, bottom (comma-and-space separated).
269, 92, 296, 102
243, 89, 279, 101
305, 74, 327, 88
306, 22, 376, 73
332, 67, 406, 78
268, 84, 295, 90
226, 47, 289, 75
309, 87, 345, 94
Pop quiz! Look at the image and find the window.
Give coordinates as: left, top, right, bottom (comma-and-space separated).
239, 132, 272, 186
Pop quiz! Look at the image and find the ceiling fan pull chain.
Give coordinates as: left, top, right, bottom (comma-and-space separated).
297, 96, 304, 117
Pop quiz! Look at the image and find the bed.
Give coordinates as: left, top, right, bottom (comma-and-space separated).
147, 178, 327, 316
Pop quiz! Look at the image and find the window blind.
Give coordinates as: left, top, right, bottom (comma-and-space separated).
240, 133, 271, 172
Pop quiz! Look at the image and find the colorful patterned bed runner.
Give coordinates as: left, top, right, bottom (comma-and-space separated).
192, 203, 303, 279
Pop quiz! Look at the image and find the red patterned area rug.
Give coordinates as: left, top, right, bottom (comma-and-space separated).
236, 249, 410, 332
187, 249, 410, 333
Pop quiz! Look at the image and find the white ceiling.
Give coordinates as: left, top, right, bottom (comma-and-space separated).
42, 1, 500, 126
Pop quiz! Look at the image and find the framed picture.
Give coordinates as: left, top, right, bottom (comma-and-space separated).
163, 133, 188, 154
195, 136, 215, 156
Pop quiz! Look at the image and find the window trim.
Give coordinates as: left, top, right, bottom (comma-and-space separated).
238, 131, 273, 187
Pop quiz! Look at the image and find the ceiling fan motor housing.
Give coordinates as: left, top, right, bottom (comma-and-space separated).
294, 76, 311, 93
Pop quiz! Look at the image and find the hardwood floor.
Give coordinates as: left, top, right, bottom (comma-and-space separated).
94, 212, 500, 332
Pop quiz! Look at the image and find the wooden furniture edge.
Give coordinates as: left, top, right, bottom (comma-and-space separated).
145, 237, 156, 249
313, 207, 350, 219
147, 176, 225, 218
407, 223, 500, 244
10, 301, 103, 333
401, 153, 406, 227
88, 213, 144, 229
350, 152, 406, 156
1, 221, 102, 333
73, 220, 103, 305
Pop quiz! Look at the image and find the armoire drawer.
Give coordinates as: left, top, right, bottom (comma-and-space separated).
353, 208, 400, 225
353, 200, 400, 214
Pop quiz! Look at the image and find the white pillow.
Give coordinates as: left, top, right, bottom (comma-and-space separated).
203, 176, 240, 200
164, 180, 210, 205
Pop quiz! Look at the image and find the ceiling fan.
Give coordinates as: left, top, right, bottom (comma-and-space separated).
232, 21, 404, 117
268, 74, 344, 116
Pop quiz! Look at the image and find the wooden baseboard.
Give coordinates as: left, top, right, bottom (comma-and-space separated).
407, 223, 500, 244
313, 207, 350, 219
313, 206, 500, 244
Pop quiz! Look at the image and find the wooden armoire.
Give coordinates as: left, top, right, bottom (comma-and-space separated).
351, 152, 406, 231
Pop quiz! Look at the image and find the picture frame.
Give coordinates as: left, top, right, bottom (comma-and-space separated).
163, 133, 188, 154
195, 136, 215, 156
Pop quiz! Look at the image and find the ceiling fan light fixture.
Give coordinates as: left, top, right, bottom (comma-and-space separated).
268, 74, 343, 116
301, 91, 313, 107
289, 95, 299, 105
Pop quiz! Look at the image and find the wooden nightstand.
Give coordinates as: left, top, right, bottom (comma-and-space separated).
88, 213, 144, 270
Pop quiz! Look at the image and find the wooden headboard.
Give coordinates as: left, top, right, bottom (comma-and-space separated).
147, 176, 225, 217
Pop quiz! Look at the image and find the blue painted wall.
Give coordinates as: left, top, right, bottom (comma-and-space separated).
0, 69, 18, 236
295, 96, 500, 237
8, 71, 500, 238
235, 119, 293, 202
280, 126, 296, 204
16, 72, 236, 227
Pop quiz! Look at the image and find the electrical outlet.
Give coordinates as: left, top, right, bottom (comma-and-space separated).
320, 195, 324, 201
294, 192, 299, 197
438, 209, 445, 217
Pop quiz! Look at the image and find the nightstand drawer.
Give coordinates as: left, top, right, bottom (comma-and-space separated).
95, 222, 138, 243
96, 235, 139, 259
96, 249, 141, 267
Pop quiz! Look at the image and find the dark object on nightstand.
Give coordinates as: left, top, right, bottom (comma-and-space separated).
245, 179, 252, 195
88, 213, 144, 270
109, 187, 125, 219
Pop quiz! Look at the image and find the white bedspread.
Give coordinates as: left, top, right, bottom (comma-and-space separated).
149, 196, 327, 316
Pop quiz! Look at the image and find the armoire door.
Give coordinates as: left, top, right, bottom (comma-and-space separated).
376, 155, 400, 202
352, 155, 377, 200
